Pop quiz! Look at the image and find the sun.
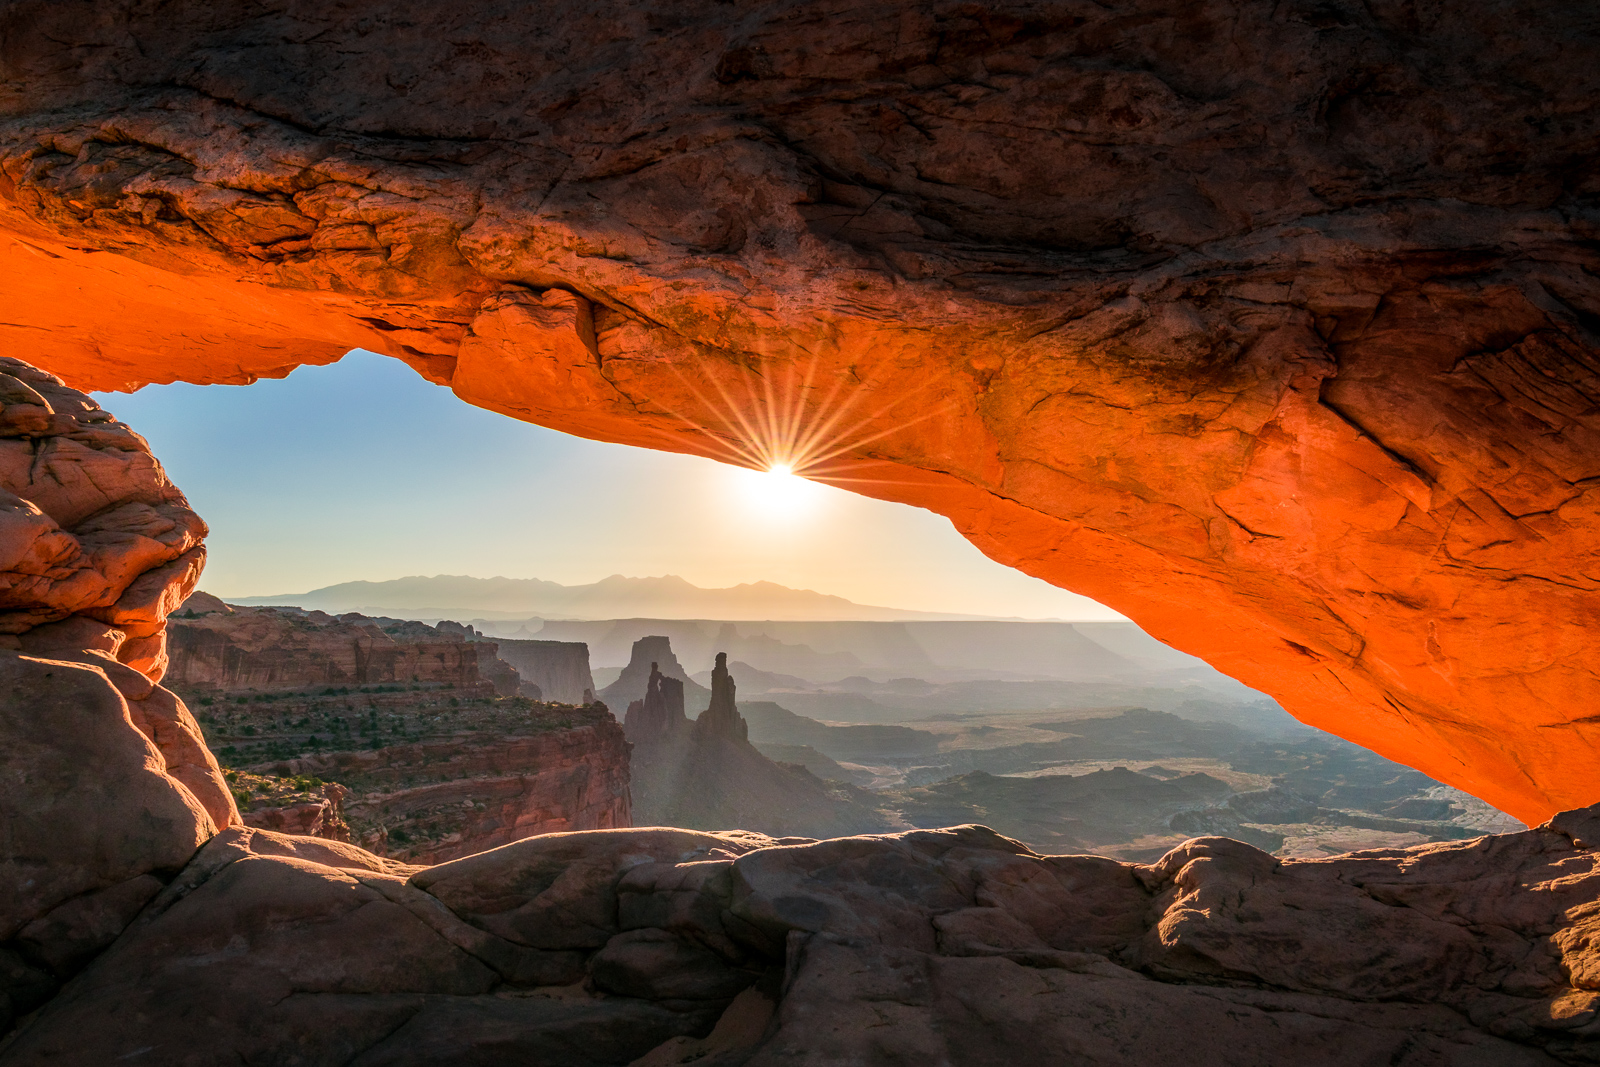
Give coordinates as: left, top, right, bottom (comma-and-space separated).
730, 461, 820, 518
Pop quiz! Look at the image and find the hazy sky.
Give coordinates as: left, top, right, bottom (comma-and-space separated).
95, 350, 1123, 620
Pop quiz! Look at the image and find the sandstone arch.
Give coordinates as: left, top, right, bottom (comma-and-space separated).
1, 0, 1596, 823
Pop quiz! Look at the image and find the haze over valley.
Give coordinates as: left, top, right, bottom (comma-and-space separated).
171, 587, 1519, 867
230, 572, 1052, 622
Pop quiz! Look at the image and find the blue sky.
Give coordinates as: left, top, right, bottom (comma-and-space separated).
95, 350, 1123, 619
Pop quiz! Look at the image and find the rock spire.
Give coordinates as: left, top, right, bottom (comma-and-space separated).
694, 652, 748, 743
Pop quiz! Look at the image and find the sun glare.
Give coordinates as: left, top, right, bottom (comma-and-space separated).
651, 347, 955, 504
728, 461, 821, 519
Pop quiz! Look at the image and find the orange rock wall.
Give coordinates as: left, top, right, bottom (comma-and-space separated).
1, 1, 1597, 823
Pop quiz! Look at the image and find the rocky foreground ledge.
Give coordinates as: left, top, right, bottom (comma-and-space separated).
4, 662, 1599, 1067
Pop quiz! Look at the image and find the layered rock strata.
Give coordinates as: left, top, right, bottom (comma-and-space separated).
434, 620, 535, 697
167, 604, 631, 861
0, 357, 205, 681
259, 711, 632, 864
5, 815, 1600, 1064
0, 1, 1596, 820
167, 604, 491, 692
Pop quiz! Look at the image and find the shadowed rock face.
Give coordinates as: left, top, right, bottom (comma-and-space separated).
5, 819, 1600, 1064
695, 653, 747, 744
0, 1, 1597, 820
488, 638, 595, 705
625, 662, 689, 744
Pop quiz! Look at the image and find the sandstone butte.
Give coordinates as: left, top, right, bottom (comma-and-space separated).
1, 1, 1597, 824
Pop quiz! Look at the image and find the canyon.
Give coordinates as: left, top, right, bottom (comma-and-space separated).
0, 0, 1597, 821
164, 600, 628, 862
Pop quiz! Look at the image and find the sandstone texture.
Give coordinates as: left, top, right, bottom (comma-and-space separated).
0, 1, 1595, 821
6, 816, 1600, 1064
0, 357, 205, 680
0, 365, 238, 1023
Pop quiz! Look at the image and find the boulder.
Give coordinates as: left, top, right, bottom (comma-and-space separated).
412, 828, 779, 950
589, 929, 758, 1004
0, 654, 213, 943
0, 652, 215, 1023
0, 360, 205, 682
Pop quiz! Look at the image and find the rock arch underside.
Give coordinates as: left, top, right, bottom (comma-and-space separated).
7, 2, 1600, 1061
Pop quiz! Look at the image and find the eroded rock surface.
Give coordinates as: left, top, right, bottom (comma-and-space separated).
5, 818, 1600, 1064
0, 1, 1594, 820
0, 652, 221, 1034
0, 357, 204, 680
265, 715, 634, 864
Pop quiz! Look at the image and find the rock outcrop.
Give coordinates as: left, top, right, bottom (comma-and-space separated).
0, 357, 205, 681
167, 604, 489, 692
164, 602, 631, 862
6, 362, 1599, 1061
0, 366, 245, 1029
0, 652, 227, 1036
5, 816, 1600, 1064
625, 644, 886, 839
694, 653, 748, 744
624, 662, 689, 744
434, 619, 532, 697
0, 1, 1596, 820
231, 771, 352, 841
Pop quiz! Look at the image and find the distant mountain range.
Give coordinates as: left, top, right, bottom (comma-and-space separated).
226, 573, 1027, 622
